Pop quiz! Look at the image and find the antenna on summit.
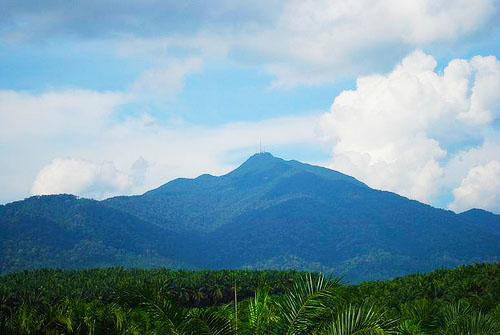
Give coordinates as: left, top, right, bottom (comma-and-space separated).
257, 140, 267, 154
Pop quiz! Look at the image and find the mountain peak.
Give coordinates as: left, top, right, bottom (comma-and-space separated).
246, 151, 277, 161
237, 152, 280, 167
229, 152, 287, 176
461, 208, 495, 216
226, 153, 367, 189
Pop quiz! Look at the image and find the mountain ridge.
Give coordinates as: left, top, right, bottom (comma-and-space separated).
1, 153, 499, 282
105, 153, 370, 232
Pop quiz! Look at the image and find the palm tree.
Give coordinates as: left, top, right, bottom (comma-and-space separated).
124, 278, 235, 335
321, 304, 397, 335
438, 302, 500, 335
400, 299, 440, 333
0, 293, 17, 331
438, 300, 472, 334
276, 274, 342, 335
397, 320, 426, 335
241, 286, 278, 335
182, 309, 236, 335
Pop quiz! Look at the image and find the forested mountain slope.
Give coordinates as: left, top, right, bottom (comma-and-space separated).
1, 153, 499, 281
0, 195, 190, 274
104, 152, 366, 232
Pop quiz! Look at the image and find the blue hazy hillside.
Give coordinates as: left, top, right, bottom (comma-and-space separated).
1, 153, 499, 282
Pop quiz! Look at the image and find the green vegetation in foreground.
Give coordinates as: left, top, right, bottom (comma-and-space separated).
0, 263, 499, 334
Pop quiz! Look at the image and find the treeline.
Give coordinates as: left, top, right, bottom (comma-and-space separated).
0, 263, 499, 334
0, 269, 303, 307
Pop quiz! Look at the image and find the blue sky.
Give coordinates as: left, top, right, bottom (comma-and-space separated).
0, 0, 499, 213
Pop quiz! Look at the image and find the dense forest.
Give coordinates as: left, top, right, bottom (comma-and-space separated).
0, 263, 499, 334
2, 154, 499, 282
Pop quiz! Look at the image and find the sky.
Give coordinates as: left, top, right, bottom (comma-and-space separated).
0, 0, 499, 213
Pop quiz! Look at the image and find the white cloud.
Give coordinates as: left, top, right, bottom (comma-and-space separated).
132, 57, 203, 96
444, 138, 500, 189
0, 89, 128, 202
0, 83, 324, 202
321, 50, 500, 204
458, 56, 500, 125
1, 49, 498, 212
93, 113, 324, 195
0, 89, 127, 140
256, 0, 497, 87
113, 0, 498, 87
31, 158, 132, 200
449, 161, 500, 213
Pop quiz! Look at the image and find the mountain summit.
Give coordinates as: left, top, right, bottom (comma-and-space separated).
229, 153, 366, 187
233, 152, 278, 171
108, 153, 368, 232
1, 154, 499, 282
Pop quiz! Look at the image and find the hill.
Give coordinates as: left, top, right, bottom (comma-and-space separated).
104, 152, 366, 232
0, 195, 190, 274
1, 153, 499, 282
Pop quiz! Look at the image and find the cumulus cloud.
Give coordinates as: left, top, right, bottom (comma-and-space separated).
458, 55, 500, 125
31, 158, 132, 200
444, 139, 500, 188
321, 50, 500, 205
449, 161, 500, 213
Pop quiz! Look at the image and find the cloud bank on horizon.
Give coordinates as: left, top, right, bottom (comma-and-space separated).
0, 0, 499, 213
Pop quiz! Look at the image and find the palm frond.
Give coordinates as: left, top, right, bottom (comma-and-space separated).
277, 274, 342, 335
324, 304, 397, 335
443, 311, 500, 335
182, 309, 236, 335
438, 300, 471, 334
242, 286, 279, 335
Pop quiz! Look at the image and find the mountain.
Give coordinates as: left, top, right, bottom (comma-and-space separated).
0, 195, 191, 274
104, 152, 367, 232
1, 153, 499, 282
458, 208, 500, 233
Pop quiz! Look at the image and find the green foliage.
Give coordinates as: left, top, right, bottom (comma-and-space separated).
241, 286, 278, 335
0, 263, 498, 334
322, 304, 397, 335
276, 274, 342, 334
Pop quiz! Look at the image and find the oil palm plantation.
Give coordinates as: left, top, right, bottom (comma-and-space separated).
1, 264, 499, 334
